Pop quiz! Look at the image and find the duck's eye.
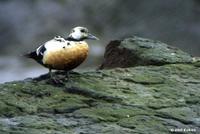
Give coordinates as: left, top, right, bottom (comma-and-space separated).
72, 30, 75, 33
80, 29, 85, 33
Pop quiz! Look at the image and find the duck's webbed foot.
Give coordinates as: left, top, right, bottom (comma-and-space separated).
47, 69, 65, 86
49, 77, 65, 86
65, 71, 75, 83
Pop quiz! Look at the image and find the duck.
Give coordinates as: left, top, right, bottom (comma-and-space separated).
24, 26, 99, 80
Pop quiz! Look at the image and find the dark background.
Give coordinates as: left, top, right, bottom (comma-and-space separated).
0, 0, 200, 83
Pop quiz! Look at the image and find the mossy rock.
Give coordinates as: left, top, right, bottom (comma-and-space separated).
100, 36, 193, 69
0, 36, 200, 134
0, 63, 199, 134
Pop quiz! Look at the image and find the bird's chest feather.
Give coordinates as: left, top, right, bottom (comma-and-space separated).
43, 41, 89, 70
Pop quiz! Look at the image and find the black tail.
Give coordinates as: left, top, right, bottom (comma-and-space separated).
23, 51, 43, 65
23, 51, 37, 59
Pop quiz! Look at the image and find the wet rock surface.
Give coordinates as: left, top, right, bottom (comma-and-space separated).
0, 37, 200, 134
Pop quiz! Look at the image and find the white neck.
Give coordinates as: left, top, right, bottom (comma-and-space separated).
69, 32, 82, 40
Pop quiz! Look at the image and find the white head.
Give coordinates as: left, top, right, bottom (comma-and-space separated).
68, 26, 99, 41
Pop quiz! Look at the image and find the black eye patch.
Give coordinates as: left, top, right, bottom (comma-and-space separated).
80, 29, 85, 33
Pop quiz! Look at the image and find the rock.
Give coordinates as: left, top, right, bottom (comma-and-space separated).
0, 64, 200, 134
0, 37, 200, 134
100, 36, 193, 69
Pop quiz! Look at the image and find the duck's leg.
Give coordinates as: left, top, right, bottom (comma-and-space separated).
66, 71, 70, 80
48, 68, 56, 81
48, 68, 64, 86
65, 71, 73, 83
49, 68, 53, 78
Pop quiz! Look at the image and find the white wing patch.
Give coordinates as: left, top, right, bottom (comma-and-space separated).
44, 36, 85, 52
35, 36, 86, 58
36, 36, 66, 56
54, 36, 66, 42
36, 45, 45, 56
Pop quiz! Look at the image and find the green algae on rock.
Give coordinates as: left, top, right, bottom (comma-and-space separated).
0, 63, 200, 134
100, 36, 193, 69
0, 36, 200, 134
